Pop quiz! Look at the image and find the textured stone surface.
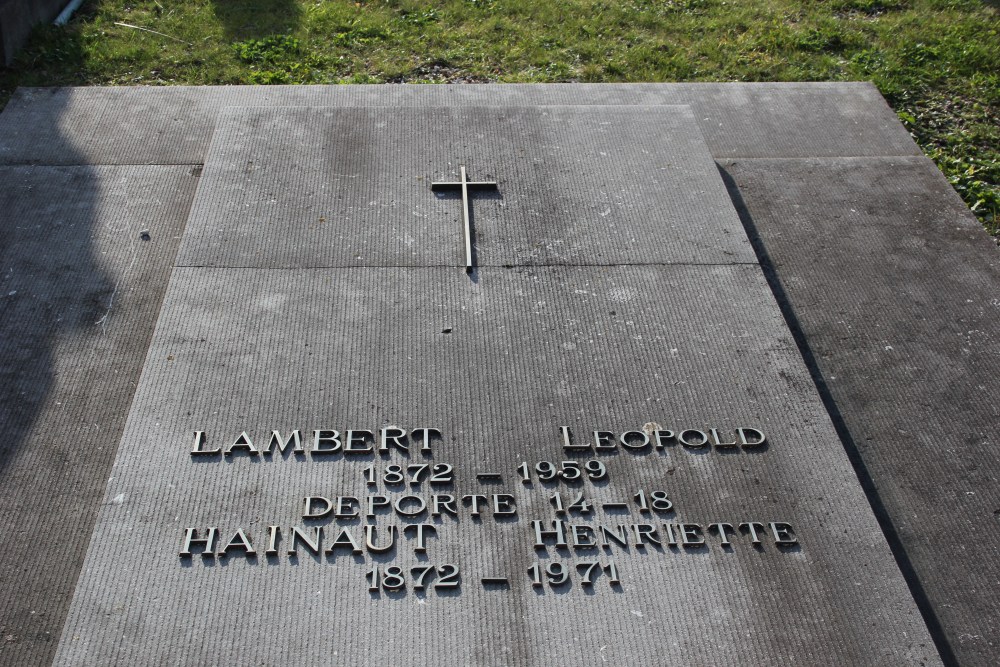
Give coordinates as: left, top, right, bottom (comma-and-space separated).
53, 107, 937, 665
0, 82, 920, 166
6, 83, 999, 666
719, 156, 1000, 666
0, 165, 198, 667
55, 264, 938, 666
177, 106, 754, 269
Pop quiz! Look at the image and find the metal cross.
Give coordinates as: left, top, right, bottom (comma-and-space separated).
431, 166, 498, 274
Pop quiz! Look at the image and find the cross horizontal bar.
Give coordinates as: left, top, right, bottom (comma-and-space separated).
431, 181, 498, 191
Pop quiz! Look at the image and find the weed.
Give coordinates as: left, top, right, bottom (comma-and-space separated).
233, 35, 300, 65
399, 9, 439, 26
830, 0, 909, 16
796, 26, 846, 53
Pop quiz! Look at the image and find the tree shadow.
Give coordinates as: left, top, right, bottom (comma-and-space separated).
0, 36, 104, 479
209, 0, 303, 41
0, 83, 113, 664
0, 19, 198, 664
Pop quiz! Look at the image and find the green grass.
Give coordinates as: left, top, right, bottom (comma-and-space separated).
0, 0, 997, 232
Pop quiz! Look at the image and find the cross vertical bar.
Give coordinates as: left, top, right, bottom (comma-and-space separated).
431, 167, 497, 274
460, 166, 472, 273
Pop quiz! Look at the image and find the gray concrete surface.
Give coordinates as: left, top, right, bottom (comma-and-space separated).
0, 82, 995, 665
178, 106, 754, 269
0, 165, 199, 666
53, 104, 936, 664
719, 155, 1000, 666
0, 83, 920, 166
56, 265, 937, 665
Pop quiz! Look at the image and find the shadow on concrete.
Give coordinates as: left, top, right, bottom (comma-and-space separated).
209, 0, 303, 40
1, 22, 102, 483
716, 163, 958, 667
0, 87, 114, 664
0, 170, 113, 474
0, 78, 198, 663
0, 8, 113, 472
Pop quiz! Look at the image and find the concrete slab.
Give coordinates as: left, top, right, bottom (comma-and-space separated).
177, 106, 755, 269
2, 84, 990, 666
0, 83, 921, 166
718, 155, 1000, 666
54, 265, 937, 665
0, 165, 198, 667
52, 104, 937, 664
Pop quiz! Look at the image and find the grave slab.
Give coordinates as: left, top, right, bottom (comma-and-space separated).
52, 106, 938, 664
719, 156, 1000, 666
0, 165, 199, 667
55, 265, 938, 665
0, 83, 921, 166
177, 106, 755, 269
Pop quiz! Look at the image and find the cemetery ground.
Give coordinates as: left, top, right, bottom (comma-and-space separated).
0, 0, 996, 235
